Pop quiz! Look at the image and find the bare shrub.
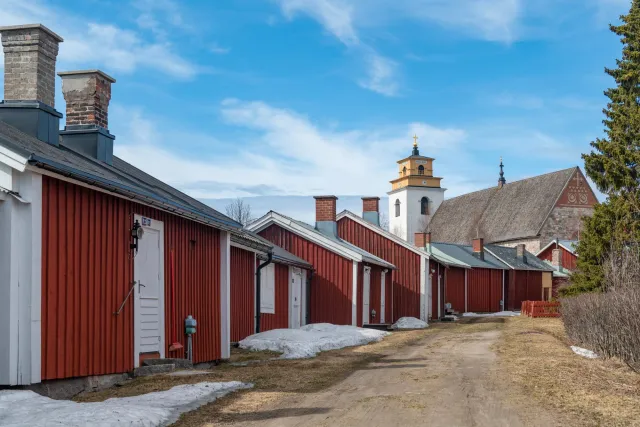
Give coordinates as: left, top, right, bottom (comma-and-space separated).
561, 244, 640, 371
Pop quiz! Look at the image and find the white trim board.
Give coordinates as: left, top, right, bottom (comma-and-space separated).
536, 239, 577, 256
247, 211, 365, 262
352, 261, 358, 326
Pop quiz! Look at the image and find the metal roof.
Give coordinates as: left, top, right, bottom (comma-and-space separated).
431, 242, 508, 270
485, 244, 555, 272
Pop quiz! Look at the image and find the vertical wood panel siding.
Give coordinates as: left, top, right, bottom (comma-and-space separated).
466, 268, 503, 313
338, 218, 420, 321
537, 246, 577, 271
230, 247, 255, 342
41, 176, 221, 380
509, 271, 543, 309
261, 263, 290, 332
444, 267, 466, 313
259, 224, 353, 325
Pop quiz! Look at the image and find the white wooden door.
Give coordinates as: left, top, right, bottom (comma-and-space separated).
380, 271, 386, 323
362, 267, 371, 325
289, 267, 303, 329
134, 215, 165, 367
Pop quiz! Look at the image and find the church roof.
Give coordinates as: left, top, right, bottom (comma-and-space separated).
429, 167, 579, 245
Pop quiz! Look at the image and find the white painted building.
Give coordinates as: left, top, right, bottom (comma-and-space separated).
388, 139, 446, 244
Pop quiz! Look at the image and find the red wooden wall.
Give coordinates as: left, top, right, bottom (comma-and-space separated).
429, 260, 443, 319
537, 245, 577, 271
467, 268, 503, 313
261, 263, 290, 332
259, 224, 354, 325
445, 267, 466, 313
41, 176, 221, 380
230, 247, 255, 342
508, 270, 543, 310
338, 217, 420, 321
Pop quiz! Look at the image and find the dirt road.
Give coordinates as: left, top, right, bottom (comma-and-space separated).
226, 321, 560, 427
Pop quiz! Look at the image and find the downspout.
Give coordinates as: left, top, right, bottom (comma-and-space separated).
306, 270, 314, 325
255, 252, 273, 333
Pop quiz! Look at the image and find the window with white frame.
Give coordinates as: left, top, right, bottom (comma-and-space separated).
260, 263, 276, 314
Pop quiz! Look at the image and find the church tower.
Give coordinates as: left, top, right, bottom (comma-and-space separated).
388, 136, 446, 243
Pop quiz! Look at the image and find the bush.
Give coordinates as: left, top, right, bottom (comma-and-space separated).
561, 245, 640, 371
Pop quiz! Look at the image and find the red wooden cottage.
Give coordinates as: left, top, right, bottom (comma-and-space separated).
337, 199, 466, 321
230, 233, 312, 342
484, 244, 555, 309
0, 24, 267, 387
247, 196, 396, 327
536, 239, 578, 272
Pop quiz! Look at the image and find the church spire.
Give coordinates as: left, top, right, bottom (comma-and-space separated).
412, 134, 420, 156
498, 156, 506, 188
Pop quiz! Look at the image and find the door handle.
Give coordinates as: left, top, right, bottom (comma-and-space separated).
138, 281, 146, 293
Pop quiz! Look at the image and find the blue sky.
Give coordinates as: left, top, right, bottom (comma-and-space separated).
0, 0, 630, 219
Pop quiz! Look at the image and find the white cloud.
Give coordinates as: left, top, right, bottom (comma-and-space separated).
0, 0, 198, 79
359, 52, 399, 96
112, 99, 470, 199
275, 0, 359, 46
210, 42, 231, 55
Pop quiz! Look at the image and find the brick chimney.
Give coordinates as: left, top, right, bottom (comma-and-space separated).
0, 24, 64, 145
362, 197, 380, 227
551, 248, 562, 271
472, 238, 484, 260
59, 70, 116, 164
314, 196, 338, 238
516, 244, 527, 264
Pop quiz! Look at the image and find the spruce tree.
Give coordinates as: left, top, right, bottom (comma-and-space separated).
568, 0, 640, 293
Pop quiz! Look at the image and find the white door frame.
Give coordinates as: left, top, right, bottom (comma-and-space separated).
380, 270, 386, 323
289, 267, 303, 329
133, 214, 165, 368
362, 266, 371, 325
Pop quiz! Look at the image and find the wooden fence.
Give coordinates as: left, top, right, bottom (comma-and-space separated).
521, 301, 561, 318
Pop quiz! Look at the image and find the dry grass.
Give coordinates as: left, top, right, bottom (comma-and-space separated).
75, 327, 435, 426
496, 316, 640, 427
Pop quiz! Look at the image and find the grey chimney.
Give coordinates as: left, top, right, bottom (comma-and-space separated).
516, 244, 527, 264
59, 70, 116, 164
551, 248, 562, 271
0, 24, 64, 145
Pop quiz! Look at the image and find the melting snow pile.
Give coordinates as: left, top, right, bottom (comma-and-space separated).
239, 323, 389, 359
462, 311, 520, 317
390, 317, 429, 329
0, 381, 251, 427
571, 346, 598, 359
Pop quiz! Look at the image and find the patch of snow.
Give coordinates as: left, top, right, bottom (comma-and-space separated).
167, 370, 212, 377
390, 317, 429, 329
571, 346, 598, 359
239, 323, 389, 359
0, 381, 251, 427
462, 311, 521, 317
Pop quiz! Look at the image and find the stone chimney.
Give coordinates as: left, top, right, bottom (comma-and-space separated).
472, 238, 484, 260
59, 70, 116, 164
0, 24, 64, 145
516, 244, 527, 264
551, 248, 562, 271
362, 197, 380, 227
314, 196, 338, 238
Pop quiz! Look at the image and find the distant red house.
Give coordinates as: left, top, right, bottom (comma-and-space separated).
537, 239, 578, 272
247, 197, 396, 327
230, 237, 312, 342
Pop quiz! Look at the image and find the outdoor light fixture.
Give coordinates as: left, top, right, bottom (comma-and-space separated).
371, 309, 377, 319
131, 220, 144, 252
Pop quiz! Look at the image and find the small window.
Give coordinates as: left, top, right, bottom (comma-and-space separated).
260, 263, 275, 314
402, 166, 407, 176
395, 199, 401, 217
418, 165, 424, 175
421, 197, 429, 215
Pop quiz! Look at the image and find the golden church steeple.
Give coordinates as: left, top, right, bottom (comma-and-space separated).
389, 137, 442, 191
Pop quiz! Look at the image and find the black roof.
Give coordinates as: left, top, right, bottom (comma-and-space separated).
0, 119, 269, 248
485, 245, 554, 272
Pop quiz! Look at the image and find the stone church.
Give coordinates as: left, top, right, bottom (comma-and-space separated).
388, 139, 598, 252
